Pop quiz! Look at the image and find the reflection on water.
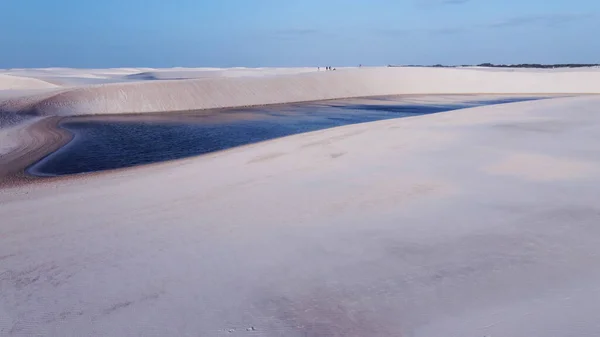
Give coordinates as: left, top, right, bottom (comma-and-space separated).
29, 96, 541, 176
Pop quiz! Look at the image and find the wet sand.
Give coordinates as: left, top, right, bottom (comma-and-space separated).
0, 117, 72, 187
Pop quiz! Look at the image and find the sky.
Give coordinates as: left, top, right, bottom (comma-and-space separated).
1, 0, 599, 68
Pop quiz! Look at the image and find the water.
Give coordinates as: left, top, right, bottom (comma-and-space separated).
29, 96, 542, 176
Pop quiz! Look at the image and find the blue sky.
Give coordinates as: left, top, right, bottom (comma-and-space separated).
1, 0, 599, 68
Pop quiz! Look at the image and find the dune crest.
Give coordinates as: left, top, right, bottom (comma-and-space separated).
0, 74, 58, 90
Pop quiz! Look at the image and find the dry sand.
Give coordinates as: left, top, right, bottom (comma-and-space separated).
1, 67, 600, 336
2, 67, 600, 117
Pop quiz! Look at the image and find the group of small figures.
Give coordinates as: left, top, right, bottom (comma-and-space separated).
318, 65, 363, 71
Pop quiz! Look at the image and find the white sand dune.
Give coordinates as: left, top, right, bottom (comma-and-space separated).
124, 67, 324, 80
2, 67, 600, 117
0, 67, 319, 87
0, 68, 153, 87
2, 96, 600, 336
2, 67, 600, 336
0, 74, 58, 90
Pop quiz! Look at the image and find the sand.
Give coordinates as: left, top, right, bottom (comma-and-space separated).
0, 66, 597, 165
0, 74, 58, 91
2, 67, 600, 118
2, 67, 600, 336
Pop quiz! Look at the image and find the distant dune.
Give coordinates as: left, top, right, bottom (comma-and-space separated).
2, 67, 600, 117
124, 67, 320, 81
0, 74, 58, 90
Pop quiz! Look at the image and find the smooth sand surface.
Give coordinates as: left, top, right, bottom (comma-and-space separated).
2, 67, 600, 336
0, 74, 58, 91
2, 95, 600, 336
2, 66, 600, 118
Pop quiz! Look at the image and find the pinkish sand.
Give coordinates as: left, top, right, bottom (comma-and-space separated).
1, 67, 600, 336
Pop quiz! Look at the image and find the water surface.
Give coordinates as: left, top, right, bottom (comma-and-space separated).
30, 95, 543, 176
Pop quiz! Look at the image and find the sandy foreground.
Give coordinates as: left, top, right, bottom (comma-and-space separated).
1, 67, 600, 336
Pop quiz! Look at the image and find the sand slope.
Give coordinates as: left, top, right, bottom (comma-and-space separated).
124, 67, 324, 80
2, 67, 600, 335
2, 67, 600, 116
2, 96, 600, 336
0, 74, 58, 90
